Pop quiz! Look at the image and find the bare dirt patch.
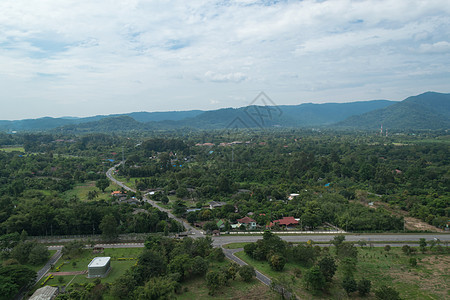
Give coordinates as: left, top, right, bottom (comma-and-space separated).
362, 200, 443, 232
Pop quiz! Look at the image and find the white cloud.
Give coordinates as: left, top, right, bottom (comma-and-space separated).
419, 41, 450, 53
204, 71, 247, 83
0, 0, 449, 119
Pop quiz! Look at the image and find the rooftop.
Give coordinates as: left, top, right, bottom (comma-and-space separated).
88, 257, 111, 268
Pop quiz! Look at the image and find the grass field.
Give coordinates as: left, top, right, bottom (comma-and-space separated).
63, 181, 117, 202
177, 275, 277, 300
0, 146, 25, 152
176, 258, 278, 300
35, 247, 142, 290
235, 247, 450, 299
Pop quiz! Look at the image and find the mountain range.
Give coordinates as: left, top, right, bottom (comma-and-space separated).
1, 92, 449, 132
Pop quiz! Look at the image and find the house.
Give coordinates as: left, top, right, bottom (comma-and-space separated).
237, 216, 257, 230
288, 193, 299, 200
209, 201, 227, 209
269, 216, 299, 228
111, 191, 126, 197
216, 219, 225, 230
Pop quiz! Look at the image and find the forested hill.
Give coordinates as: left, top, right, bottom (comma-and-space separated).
336, 92, 450, 130
1, 99, 396, 132
1, 91, 449, 132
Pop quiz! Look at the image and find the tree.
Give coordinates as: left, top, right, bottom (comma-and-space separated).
28, 243, 49, 265
269, 254, 286, 271
342, 276, 357, 295
168, 254, 192, 280
402, 245, 412, 255
0, 265, 36, 298
99, 215, 118, 241
419, 238, 427, 253
303, 266, 325, 291
96, 178, 110, 192
318, 256, 337, 282
409, 257, 417, 267
191, 256, 208, 276
375, 285, 401, 300
340, 257, 357, 278
239, 265, 255, 282
292, 244, 316, 266
206, 270, 222, 295
87, 190, 98, 200
384, 245, 391, 252
139, 276, 176, 300
136, 250, 167, 283
208, 247, 225, 262
10, 242, 33, 264
357, 279, 371, 296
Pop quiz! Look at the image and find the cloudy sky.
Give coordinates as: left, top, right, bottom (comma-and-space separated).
1, 0, 449, 120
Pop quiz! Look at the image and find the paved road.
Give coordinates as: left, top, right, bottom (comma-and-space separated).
106, 164, 204, 238
223, 247, 272, 286
213, 234, 450, 247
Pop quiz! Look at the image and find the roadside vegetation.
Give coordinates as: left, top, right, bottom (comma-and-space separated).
0, 130, 448, 299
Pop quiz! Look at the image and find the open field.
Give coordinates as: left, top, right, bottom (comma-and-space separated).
178, 276, 277, 300
34, 247, 141, 291
63, 181, 116, 202
176, 258, 278, 300
235, 246, 450, 299
0, 146, 25, 152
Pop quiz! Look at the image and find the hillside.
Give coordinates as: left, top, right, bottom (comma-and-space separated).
337, 92, 450, 130
2, 92, 450, 132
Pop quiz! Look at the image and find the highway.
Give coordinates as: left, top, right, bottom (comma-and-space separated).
104, 162, 449, 296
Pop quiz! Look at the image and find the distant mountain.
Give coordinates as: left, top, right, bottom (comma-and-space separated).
336, 92, 450, 130
1, 92, 448, 132
0, 110, 204, 132
279, 100, 394, 126
163, 100, 395, 129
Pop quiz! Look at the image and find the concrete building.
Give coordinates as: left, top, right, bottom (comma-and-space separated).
88, 257, 111, 278
29, 286, 58, 300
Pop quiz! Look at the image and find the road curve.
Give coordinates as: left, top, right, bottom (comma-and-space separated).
106, 163, 204, 238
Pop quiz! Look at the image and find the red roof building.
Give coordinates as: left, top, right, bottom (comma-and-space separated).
269, 216, 298, 227
237, 216, 256, 224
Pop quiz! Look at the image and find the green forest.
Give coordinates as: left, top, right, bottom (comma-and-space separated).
0, 129, 448, 299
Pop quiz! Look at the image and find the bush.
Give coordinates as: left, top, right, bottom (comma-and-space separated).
357, 279, 371, 296
342, 276, 357, 295
409, 257, 417, 267
375, 285, 401, 300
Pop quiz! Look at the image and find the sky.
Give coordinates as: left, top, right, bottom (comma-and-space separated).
1, 0, 450, 120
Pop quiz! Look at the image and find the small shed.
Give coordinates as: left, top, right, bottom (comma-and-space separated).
88, 257, 111, 278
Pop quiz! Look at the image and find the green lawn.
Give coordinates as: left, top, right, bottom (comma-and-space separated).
235, 247, 450, 299
0, 146, 25, 152
63, 181, 116, 202
223, 243, 250, 249
35, 247, 142, 290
